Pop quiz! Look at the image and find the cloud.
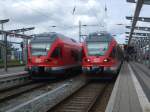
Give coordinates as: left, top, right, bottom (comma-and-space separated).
1, 0, 149, 44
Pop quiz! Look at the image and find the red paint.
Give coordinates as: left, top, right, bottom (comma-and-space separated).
82, 34, 123, 77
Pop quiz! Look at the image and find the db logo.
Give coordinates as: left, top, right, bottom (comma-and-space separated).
35, 59, 41, 63
94, 58, 99, 63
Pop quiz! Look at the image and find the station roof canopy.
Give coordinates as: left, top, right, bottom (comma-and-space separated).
0, 30, 32, 39
127, 0, 150, 4
127, 0, 143, 45
126, 26, 150, 31
7, 27, 35, 33
126, 35, 148, 38
127, 0, 136, 3
144, 0, 150, 4
126, 0, 150, 45
126, 32, 150, 36
126, 16, 150, 22
0, 19, 9, 24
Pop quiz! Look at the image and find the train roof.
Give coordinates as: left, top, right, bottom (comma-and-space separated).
30, 32, 77, 43
85, 32, 113, 42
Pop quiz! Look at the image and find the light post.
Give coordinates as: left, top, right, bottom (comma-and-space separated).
79, 21, 81, 42
0, 19, 9, 40
0, 19, 9, 71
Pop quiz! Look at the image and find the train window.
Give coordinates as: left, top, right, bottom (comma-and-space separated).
87, 42, 108, 56
51, 47, 62, 58
31, 43, 51, 56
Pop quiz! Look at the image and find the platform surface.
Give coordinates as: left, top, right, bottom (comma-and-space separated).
0, 66, 25, 76
130, 62, 150, 102
106, 62, 150, 112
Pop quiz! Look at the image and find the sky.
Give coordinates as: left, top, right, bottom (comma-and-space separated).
0, 0, 150, 46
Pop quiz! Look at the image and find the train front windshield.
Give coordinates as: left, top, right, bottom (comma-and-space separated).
31, 43, 51, 56
87, 42, 108, 56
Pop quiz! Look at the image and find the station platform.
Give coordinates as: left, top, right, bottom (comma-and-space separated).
106, 62, 150, 112
0, 66, 25, 76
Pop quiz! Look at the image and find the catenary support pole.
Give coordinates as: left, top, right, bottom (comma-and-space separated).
79, 21, 81, 42
4, 33, 7, 72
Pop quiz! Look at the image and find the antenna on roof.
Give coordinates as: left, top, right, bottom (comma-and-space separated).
105, 4, 107, 12
72, 0, 76, 15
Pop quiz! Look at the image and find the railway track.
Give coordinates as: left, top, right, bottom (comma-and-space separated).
48, 82, 112, 112
0, 82, 47, 103
2, 76, 86, 112
89, 82, 114, 112
0, 76, 83, 112
0, 74, 114, 112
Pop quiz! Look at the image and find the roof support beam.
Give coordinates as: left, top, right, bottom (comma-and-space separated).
0, 30, 32, 39
128, 0, 144, 45
126, 26, 150, 31
126, 16, 150, 22
127, 0, 150, 5
126, 32, 150, 36
7, 27, 35, 33
127, 0, 136, 3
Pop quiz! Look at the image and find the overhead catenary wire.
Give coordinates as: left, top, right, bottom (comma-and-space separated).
72, 0, 76, 15
11, 1, 104, 31
85, 0, 106, 27
86, 3, 102, 27
19, 1, 79, 30
20, 1, 50, 19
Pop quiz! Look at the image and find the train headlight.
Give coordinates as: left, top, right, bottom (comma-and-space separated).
87, 59, 90, 62
103, 58, 110, 62
85, 58, 91, 62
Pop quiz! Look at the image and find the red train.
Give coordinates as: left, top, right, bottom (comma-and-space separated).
27, 32, 82, 78
82, 32, 123, 77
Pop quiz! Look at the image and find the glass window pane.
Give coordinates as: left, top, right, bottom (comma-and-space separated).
87, 42, 108, 56
31, 43, 51, 56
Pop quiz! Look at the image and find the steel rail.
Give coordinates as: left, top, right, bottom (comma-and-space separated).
49, 83, 109, 112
